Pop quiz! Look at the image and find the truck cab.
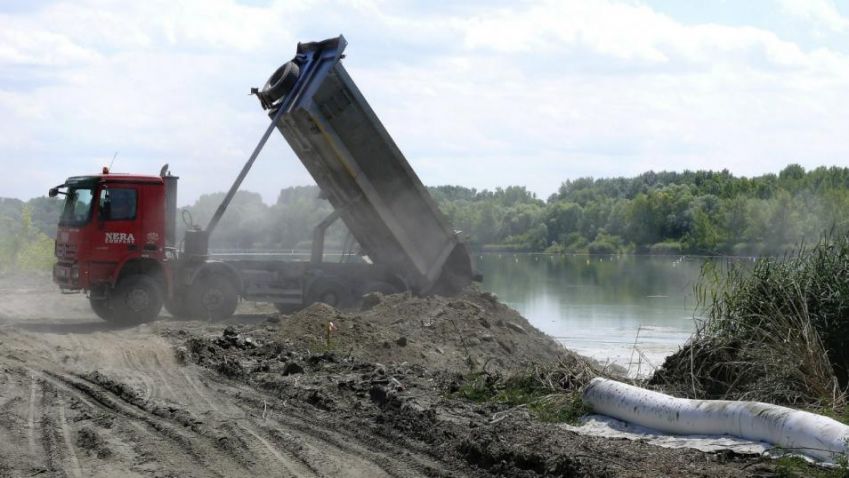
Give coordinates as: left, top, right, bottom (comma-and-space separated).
51, 170, 170, 323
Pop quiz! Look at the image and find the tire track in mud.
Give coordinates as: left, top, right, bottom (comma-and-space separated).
34, 369, 246, 477
181, 367, 433, 477
50, 367, 343, 477
8, 332, 279, 475
0, 375, 38, 476
179, 368, 351, 477
1, 320, 458, 478
120, 349, 156, 403
39, 380, 67, 477
181, 369, 222, 413
235, 422, 317, 477
57, 397, 83, 478
266, 410, 423, 478
24, 366, 154, 475
27, 374, 37, 455
207, 378, 443, 478
178, 366, 321, 476
153, 368, 182, 403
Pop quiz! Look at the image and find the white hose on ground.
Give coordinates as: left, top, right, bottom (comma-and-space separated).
582, 377, 849, 462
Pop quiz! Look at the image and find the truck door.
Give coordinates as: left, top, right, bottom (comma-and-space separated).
94, 185, 142, 268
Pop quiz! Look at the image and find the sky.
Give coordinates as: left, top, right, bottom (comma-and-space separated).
1, 0, 848, 205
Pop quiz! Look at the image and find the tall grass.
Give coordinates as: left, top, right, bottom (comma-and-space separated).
652, 232, 849, 410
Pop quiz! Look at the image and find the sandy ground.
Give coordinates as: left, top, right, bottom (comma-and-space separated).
0, 278, 462, 477
0, 275, 798, 477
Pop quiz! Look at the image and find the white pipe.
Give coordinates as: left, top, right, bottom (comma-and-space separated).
583, 377, 849, 462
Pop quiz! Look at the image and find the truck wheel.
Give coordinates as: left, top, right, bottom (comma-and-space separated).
274, 303, 303, 314
360, 280, 401, 296
108, 275, 163, 324
89, 297, 115, 321
262, 61, 299, 103
164, 292, 191, 319
189, 275, 238, 320
307, 278, 351, 308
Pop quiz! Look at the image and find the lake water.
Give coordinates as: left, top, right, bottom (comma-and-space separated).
476, 254, 710, 375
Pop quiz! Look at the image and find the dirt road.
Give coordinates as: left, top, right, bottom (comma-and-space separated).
0, 277, 796, 477
0, 279, 469, 477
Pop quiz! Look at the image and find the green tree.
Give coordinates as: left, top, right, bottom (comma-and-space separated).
9, 205, 55, 271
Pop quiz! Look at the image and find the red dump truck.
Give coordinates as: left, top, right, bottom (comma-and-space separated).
50, 35, 476, 324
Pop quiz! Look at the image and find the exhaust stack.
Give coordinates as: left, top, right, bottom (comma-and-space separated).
161, 165, 179, 248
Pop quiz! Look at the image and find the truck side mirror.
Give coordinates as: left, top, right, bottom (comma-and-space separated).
49, 185, 67, 197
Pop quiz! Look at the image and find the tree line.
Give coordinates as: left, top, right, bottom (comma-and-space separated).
433, 164, 849, 255
2, 164, 848, 272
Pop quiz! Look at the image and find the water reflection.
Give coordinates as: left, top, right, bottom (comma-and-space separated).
477, 254, 708, 375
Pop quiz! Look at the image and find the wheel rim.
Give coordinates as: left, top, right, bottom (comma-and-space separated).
201, 288, 224, 311
319, 291, 338, 306
127, 288, 151, 312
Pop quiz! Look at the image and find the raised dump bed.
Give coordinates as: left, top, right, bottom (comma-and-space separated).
257, 36, 473, 294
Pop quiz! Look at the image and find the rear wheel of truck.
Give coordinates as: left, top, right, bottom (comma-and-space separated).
360, 280, 402, 296
188, 275, 238, 320
307, 278, 352, 308
274, 303, 303, 314
107, 274, 163, 324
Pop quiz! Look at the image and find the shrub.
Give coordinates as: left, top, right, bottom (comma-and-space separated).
652, 232, 849, 409
587, 232, 624, 255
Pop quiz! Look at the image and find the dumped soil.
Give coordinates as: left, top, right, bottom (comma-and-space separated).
271, 289, 569, 373
0, 274, 815, 477
177, 319, 775, 477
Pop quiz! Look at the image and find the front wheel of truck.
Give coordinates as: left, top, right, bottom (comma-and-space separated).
89, 297, 115, 321
107, 274, 164, 324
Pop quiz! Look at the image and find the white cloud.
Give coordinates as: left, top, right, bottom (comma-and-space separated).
358, 0, 849, 193
0, 0, 848, 204
778, 0, 849, 32
460, 0, 822, 70
0, 24, 101, 66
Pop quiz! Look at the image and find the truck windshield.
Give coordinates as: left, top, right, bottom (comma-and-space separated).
59, 187, 95, 226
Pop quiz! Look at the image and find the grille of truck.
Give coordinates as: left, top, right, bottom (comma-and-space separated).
55, 241, 77, 260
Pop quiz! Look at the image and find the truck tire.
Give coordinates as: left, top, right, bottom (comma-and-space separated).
360, 280, 402, 296
261, 61, 299, 103
188, 274, 238, 320
89, 297, 115, 321
274, 303, 303, 314
164, 292, 191, 319
108, 274, 163, 324
307, 278, 352, 308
